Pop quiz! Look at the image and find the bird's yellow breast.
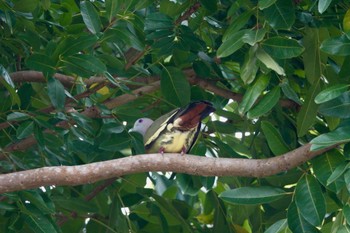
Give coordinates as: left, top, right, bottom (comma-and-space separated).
146, 128, 196, 153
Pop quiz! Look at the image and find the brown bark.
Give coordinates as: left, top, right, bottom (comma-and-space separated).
0, 144, 336, 194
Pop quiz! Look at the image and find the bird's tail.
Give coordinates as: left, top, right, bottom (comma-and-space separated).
175, 101, 215, 129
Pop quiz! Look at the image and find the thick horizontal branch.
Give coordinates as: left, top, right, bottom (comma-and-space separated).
0, 143, 335, 193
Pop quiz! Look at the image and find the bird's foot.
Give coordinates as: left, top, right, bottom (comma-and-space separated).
159, 147, 165, 155
180, 147, 187, 156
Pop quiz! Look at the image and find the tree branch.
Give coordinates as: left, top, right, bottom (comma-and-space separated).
0, 143, 337, 193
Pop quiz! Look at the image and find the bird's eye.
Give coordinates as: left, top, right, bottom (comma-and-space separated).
138, 119, 143, 123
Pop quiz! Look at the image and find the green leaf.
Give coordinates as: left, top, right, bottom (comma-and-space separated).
199, 0, 217, 12
219, 186, 287, 205
297, 83, 320, 137
303, 27, 327, 84
7, 112, 30, 121
314, 84, 349, 104
80, 1, 101, 34
145, 12, 173, 31
265, 219, 288, 233
344, 169, 350, 193
223, 11, 253, 40
312, 151, 345, 193
326, 162, 349, 185
26, 54, 56, 75
320, 34, 350, 56
53, 35, 98, 59
105, 0, 120, 22
319, 92, 350, 118
0, 65, 21, 106
176, 174, 201, 195
99, 133, 131, 152
261, 37, 304, 59
344, 204, 350, 225
238, 75, 270, 115
52, 197, 98, 213
295, 175, 326, 226
24, 211, 58, 233
62, 54, 107, 77
261, 121, 290, 155
0, 64, 14, 88
12, 0, 39, 12
318, 0, 332, 14
287, 201, 319, 233
263, 0, 295, 30
256, 47, 285, 75
20, 191, 54, 214
258, 0, 277, 10
280, 79, 302, 104
47, 77, 66, 110
160, 67, 190, 107
242, 28, 267, 46
311, 125, 350, 150
241, 45, 259, 84
16, 121, 34, 139
206, 121, 236, 134
247, 86, 280, 119
217, 30, 246, 58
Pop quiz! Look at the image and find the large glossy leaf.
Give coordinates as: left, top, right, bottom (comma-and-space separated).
263, 0, 295, 30
311, 151, 346, 193
217, 30, 247, 58
238, 74, 270, 115
326, 162, 349, 185
287, 201, 320, 233
258, 0, 277, 10
26, 53, 56, 75
303, 27, 327, 84
319, 92, 350, 118
145, 12, 173, 31
61, 54, 107, 77
314, 84, 349, 104
241, 45, 259, 84
265, 219, 289, 233
320, 34, 350, 56
53, 35, 98, 59
296, 83, 320, 137
311, 125, 350, 150
0, 65, 21, 106
16, 121, 34, 139
242, 28, 267, 46
219, 186, 287, 204
318, 0, 332, 13
295, 175, 326, 226
24, 210, 58, 233
0, 64, 14, 87
280, 79, 302, 104
80, 1, 101, 34
261, 37, 304, 59
247, 86, 280, 119
261, 121, 290, 155
256, 47, 285, 75
160, 67, 190, 107
47, 77, 66, 110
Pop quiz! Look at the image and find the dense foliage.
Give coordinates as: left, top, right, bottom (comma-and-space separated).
1, 0, 350, 232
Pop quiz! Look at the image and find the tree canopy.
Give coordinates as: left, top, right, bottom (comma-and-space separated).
1, 0, 350, 232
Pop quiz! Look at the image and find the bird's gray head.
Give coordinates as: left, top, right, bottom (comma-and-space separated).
129, 118, 154, 136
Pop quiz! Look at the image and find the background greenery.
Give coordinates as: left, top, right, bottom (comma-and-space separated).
1, 0, 350, 232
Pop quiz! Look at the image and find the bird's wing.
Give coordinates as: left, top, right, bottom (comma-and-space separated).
144, 108, 179, 147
